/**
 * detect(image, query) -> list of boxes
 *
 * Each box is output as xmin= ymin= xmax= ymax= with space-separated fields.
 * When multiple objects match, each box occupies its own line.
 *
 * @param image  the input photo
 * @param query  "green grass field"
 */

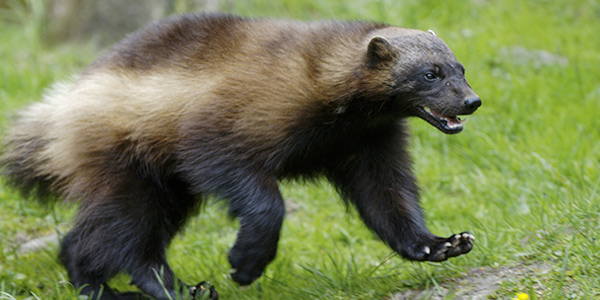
xmin=1 ymin=0 xmax=599 ymax=299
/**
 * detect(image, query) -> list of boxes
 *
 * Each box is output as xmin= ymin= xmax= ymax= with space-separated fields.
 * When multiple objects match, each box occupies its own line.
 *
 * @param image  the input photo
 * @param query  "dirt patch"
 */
xmin=390 ymin=263 xmax=550 ymax=300
xmin=17 ymin=233 xmax=59 ymax=253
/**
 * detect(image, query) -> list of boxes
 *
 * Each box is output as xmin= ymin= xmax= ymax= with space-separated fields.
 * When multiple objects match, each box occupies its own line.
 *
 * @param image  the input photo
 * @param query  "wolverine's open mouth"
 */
xmin=416 ymin=106 xmax=468 ymax=134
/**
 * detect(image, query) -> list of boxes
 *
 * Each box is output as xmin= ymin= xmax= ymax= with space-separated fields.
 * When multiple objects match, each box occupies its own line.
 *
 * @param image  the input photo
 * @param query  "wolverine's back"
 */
xmin=2 ymin=13 xmax=389 ymax=201
xmin=96 ymin=14 xmax=381 ymax=75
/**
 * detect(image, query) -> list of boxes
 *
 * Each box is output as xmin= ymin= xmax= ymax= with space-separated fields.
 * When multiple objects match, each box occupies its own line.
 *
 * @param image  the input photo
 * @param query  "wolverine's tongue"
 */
xmin=425 ymin=107 xmax=465 ymax=128
xmin=421 ymin=106 xmax=468 ymax=133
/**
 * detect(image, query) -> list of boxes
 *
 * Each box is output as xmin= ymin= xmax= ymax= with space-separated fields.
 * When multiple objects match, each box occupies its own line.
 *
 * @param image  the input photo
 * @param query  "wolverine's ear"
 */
xmin=366 ymin=36 xmax=396 ymax=68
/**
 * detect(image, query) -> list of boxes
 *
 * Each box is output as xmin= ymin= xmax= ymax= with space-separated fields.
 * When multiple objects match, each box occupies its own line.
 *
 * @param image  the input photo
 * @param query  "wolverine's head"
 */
xmin=365 ymin=28 xmax=481 ymax=134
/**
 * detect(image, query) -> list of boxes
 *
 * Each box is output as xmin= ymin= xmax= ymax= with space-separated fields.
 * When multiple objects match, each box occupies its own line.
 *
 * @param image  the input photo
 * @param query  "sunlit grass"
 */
xmin=1 ymin=0 xmax=599 ymax=299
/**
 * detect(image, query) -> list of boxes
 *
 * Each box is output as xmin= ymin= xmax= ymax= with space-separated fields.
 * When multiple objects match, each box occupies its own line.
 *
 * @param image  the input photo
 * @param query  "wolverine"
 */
xmin=1 ymin=13 xmax=480 ymax=299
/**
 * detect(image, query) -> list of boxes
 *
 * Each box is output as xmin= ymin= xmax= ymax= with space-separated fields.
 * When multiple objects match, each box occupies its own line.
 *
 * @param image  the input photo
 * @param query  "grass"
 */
xmin=1 ymin=0 xmax=599 ymax=299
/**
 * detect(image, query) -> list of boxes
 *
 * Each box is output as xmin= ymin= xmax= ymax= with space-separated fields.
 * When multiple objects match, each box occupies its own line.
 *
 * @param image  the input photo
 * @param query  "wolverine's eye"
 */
xmin=424 ymin=73 xmax=438 ymax=81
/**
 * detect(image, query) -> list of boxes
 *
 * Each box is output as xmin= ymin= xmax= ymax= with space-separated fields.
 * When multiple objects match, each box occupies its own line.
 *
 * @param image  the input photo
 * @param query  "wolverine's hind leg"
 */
xmin=60 ymin=175 xmax=198 ymax=300
xmin=59 ymin=219 xmax=126 ymax=300
xmin=60 ymin=228 xmax=148 ymax=300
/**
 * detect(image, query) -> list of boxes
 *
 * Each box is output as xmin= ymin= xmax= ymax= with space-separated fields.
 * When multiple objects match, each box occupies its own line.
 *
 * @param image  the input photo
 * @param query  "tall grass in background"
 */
xmin=1 ymin=0 xmax=599 ymax=299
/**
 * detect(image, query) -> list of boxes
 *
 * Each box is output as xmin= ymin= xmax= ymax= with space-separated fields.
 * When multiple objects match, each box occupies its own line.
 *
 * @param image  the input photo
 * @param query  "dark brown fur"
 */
xmin=1 ymin=13 xmax=480 ymax=299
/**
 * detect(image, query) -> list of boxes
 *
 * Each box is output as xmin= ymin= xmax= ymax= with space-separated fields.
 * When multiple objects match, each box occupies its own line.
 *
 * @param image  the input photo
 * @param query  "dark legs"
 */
xmin=223 ymin=174 xmax=285 ymax=285
xmin=59 ymin=177 xmax=197 ymax=300
xmin=327 ymin=129 xmax=473 ymax=262
xmin=59 ymin=166 xmax=284 ymax=298
xmin=59 ymin=229 xmax=120 ymax=300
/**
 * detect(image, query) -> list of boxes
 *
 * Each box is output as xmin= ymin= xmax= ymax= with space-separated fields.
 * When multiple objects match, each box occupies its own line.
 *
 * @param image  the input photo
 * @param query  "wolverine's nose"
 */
xmin=464 ymin=96 xmax=481 ymax=112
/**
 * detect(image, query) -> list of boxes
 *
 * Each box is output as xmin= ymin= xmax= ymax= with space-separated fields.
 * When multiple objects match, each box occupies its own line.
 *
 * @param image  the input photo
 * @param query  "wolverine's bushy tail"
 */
xmin=1 ymin=116 xmax=57 ymax=202
xmin=1 ymin=84 xmax=70 ymax=203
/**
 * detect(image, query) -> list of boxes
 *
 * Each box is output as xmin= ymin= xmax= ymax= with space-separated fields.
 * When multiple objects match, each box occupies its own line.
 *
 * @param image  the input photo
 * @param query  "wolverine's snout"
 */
xmin=463 ymin=96 xmax=481 ymax=113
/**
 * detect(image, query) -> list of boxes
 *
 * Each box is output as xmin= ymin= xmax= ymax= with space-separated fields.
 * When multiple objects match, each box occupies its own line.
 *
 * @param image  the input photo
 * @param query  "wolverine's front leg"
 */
xmin=222 ymin=173 xmax=285 ymax=285
xmin=327 ymin=130 xmax=473 ymax=261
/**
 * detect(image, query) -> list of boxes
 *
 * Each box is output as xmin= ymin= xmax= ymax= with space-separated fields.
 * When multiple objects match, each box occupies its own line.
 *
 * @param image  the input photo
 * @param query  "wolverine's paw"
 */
xmin=423 ymin=232 xmax=474 ymax=262
xmin=190 ymin=281 xmax=219 ymax=300
xmin=227 ymin=242 xmax=276 ymax=286
xmin=227 ymin=248 xmax=269 ymax=286
xmin=229 ymin=267 xmax=263 ymax=286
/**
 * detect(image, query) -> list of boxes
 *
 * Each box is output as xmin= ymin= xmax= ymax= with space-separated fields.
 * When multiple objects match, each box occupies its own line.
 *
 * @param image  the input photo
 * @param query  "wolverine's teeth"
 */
xmin=421 ymin=106 xmax=467 ymax=132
